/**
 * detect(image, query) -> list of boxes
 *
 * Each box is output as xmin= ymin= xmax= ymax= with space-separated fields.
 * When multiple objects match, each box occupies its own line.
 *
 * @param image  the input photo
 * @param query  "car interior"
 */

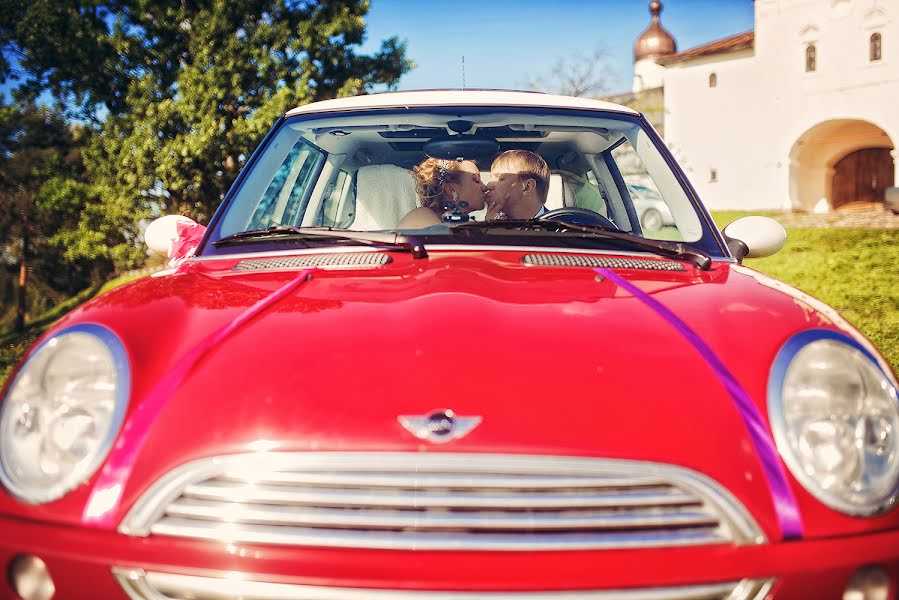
xmin=218 ymin=110 xmax=703 ymax=243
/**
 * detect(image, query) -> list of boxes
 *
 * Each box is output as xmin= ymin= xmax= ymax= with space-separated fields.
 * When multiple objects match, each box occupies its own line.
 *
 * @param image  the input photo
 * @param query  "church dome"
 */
xmin=634 ymin=1 xmax=677 ymax=61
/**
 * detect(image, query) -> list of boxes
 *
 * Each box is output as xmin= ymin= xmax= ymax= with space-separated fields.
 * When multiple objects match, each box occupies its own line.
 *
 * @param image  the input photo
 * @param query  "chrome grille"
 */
xmin=120 ymin=453 xmax=764 ymax=551
xmin=113 ymin=568 xmax=775 ymax=600
xmin=233 ymin=252 xmax=391 ymax=272
xmin=522 ymin=254 xmax=685 ymax=270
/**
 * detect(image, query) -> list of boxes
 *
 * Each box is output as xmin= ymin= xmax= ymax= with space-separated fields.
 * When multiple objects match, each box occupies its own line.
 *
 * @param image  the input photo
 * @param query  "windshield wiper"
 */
xmin=213 ymin=226 xmax=428 ymax=259
xmin=454 ymin=219 xmax=712 ymax=270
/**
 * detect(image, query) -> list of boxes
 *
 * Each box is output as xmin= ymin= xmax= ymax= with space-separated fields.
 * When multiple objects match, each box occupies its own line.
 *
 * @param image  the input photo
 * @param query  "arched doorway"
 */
xmin=789 ymin=120 xmax=894 ymax=211
xmin=832 ymin=148 xmax=894 ymax=208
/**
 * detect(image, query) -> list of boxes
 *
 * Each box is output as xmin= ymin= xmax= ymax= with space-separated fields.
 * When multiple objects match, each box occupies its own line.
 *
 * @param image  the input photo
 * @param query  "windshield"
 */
xmin=206 ymin=107 xmax=723 ymax=257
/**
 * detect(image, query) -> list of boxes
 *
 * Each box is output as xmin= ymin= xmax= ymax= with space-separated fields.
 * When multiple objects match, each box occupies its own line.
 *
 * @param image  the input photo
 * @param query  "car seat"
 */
xmin=551 ymin=170 xmax=607 ymax=216
xmin=352 ymin=164 xmax=419 ymax=230
xmin=546 ymin=172 xmax=578 ymax=211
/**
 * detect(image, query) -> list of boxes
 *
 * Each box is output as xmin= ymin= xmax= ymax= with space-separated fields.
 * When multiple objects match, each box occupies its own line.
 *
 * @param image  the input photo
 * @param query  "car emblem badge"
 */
xmin=398 ymin=409 xmax=481 ymax=444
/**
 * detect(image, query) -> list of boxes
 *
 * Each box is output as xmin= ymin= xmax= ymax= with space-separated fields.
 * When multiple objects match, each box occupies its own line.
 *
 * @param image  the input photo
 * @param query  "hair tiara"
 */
xmin=437 ymin=159 xmax=451 ymax=183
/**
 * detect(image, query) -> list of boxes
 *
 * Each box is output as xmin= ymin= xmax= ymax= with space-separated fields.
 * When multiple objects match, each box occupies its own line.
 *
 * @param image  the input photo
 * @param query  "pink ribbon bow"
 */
xmin=168 ymin=221 xmax=207 ymax=267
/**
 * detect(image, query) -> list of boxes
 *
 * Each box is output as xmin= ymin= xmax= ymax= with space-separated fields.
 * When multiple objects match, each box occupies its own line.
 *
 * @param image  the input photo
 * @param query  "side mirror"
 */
xmin=145 ymin=215 xmax=205 ymax=267
xmin=722 ymin=216 xmax=786 ymax=261
xmin=145 ymin=215 xmax=197 ymax=255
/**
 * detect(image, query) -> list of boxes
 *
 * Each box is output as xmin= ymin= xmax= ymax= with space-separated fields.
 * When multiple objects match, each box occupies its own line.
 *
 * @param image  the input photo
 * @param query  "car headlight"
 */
xmin=769 ymin=330 xmax=899 ymax=515
xmin=0 ymin=324 xmax=129 ymax=504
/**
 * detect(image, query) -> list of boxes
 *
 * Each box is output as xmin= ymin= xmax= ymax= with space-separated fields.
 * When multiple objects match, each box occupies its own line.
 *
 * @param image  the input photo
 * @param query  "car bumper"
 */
xmin=2 ymin=514 xmax=899 ymax=599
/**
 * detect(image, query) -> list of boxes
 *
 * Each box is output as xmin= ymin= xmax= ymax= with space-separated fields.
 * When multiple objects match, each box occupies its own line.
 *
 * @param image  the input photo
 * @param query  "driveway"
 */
xmin=775 ymin=203 xmax=899 ymax=229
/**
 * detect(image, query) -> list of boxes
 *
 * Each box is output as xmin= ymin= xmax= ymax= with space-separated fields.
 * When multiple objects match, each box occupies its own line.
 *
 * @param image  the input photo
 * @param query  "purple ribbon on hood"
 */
xmin=82 ymin=269 xmax=315 ymax=528
xmin=595 ymin=267 xmax=803 ymax=540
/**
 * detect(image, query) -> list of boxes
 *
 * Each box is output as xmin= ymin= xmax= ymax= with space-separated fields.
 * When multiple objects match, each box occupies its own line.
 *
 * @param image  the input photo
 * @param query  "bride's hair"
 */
xmin=412 ymin=158 xmax=463 ymax=211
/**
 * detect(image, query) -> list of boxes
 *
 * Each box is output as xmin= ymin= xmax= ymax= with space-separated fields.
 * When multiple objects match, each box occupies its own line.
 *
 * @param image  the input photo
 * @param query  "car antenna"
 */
xmin=462 ymin=55 xmax=466 ymax=90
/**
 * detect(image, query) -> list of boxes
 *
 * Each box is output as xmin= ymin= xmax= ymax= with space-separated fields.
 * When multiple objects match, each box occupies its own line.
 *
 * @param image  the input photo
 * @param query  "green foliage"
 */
xmin=710 ymin=210 xmax=780 ymax=229
xmin=0 ymin=1 xmax=125 ymax=115
xmin=0 ymin=100 xmax=113 ymax=331
xmin=0 ymin=272 xmax=143 ymax=385
xmin=0 ymin=332 xmax=39 ymax=389
xmin=2 ymin=0 xmax=412 ymax=266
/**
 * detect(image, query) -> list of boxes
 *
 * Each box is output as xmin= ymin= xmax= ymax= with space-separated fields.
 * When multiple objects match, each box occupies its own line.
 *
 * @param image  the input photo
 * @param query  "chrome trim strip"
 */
xmin=121 ymin=453 xmax=765 ymax=551
xmin=162 ymin=498 xmax=719 ymax=530
xmin=210 ymin=470 xmax=671 ymax=488
xmin=149 ymin=518 xmax=727 ymax=550
xmin=179 ymin=482 xmax=697 ymax=509
xmin=113 ymin=568 xmax=775 ymax=600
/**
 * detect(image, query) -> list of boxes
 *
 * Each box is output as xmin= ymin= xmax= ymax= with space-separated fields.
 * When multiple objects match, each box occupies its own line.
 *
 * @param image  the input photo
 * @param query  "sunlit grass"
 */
xmin=746 ymin=229 xmax=898 ymax=373
xmin=714 ymin=211 xmax=898 ymax=374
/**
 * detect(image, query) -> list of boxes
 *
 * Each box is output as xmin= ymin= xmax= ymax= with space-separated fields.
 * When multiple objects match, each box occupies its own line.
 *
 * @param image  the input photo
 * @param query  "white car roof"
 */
xmin=285 ymin=89 xmax=639 ymax=117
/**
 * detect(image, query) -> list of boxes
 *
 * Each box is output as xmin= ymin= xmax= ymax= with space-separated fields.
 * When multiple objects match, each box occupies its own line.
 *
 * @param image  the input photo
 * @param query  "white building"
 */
xmin=631 ymin=0 xmax=897 ymax=212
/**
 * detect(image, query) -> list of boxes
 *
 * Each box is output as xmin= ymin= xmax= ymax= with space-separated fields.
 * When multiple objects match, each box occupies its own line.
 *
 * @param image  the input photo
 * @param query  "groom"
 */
xmin=485 ymin=150 xmax=550 ymax=220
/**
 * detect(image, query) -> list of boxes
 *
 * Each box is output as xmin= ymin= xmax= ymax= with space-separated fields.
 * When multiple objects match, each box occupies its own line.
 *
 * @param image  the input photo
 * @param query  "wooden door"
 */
xmin=832 ymin=148 xmax=894 ymax=208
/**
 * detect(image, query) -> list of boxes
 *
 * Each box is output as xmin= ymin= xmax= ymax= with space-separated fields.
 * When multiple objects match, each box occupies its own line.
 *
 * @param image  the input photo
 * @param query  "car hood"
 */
xmin=2 ymin=248 xmax=893 ymax=538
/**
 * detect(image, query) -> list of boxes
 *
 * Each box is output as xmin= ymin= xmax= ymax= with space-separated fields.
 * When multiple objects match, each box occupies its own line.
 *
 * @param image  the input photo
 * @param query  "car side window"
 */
xmin=610 ymin=141 xmax=683 ymax=241
xmin=318 ymin=169 xmax=355 ymax=228
xmin=582 ymin=172 xmax=610 ymax=217
xmin=247 ymin=138 xmax=326 ymax=230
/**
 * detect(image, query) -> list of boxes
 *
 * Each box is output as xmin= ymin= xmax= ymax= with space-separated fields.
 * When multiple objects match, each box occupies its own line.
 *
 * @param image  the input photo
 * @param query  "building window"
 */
xmin=710 ymin=168 xmax=718 ymax=182
xmin=806 ymin=44 xmax=817 ymax=72
xmin=870 ymin=33 xmax=882 ymax=62
xmin=709 ymin=73 xmax=717 ymax=87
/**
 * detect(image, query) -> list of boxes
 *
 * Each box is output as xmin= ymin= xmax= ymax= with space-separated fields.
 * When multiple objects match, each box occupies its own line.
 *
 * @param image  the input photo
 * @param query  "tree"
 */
xmin=2 ymin=0 xmax=412 ymax=267
xmin=525 ymin=48 xmax=614 ymax=98
xmin=0 ymin=100 xmax=105 ymax=330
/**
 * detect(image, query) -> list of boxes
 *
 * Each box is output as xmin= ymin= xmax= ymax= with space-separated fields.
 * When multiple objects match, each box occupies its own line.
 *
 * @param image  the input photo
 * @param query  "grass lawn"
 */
xmin=714 ymin=211 xmax=899 ymax=373
xmin=1 ymin=217 xmax=898 ymax=388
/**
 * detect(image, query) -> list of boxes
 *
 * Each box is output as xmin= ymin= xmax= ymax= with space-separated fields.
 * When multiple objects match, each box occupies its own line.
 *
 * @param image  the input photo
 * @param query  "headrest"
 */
xmin=546 ymin=173 xmax=577 ymax=210
xmin=353 ymin=164 xmax=418 ymax=230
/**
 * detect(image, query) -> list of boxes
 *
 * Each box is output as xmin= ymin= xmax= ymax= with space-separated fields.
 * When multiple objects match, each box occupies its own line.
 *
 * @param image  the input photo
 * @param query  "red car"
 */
xmin=2 ymin=91 xmax=898 ymax=600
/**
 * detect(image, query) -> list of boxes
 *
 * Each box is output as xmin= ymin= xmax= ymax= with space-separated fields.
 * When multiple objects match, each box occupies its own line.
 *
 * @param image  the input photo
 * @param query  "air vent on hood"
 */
xmin=522 ymin=254 xmax=685 ymax=271
xmin=233 ymin=252 xmax=391 ymax=272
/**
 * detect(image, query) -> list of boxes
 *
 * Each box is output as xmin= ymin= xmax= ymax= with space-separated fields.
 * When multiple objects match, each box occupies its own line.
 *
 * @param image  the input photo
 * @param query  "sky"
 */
xmin=360 ymin=0 xmax=756 ymax=95
xmin=0 ymin=1 xmax=756 ymax=103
